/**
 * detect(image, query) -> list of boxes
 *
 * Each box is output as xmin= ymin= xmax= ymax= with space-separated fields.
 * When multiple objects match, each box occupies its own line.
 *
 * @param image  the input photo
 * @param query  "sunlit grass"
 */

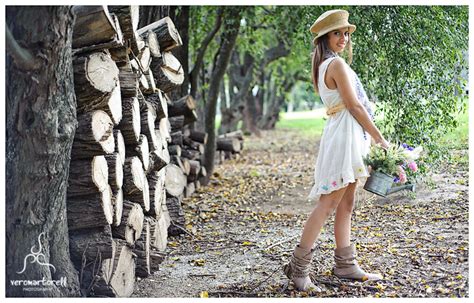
xmin=275 ymin=108 xmax=327 ymax=138
xmin=439 ymin=108 xmax=469 ymax=149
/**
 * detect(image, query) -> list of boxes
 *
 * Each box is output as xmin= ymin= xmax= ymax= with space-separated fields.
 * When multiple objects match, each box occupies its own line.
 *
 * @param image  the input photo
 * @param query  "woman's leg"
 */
xmin=299 ymin=186 xmax=348 ymax=250
xmin=285 ymin=186 xmax=349 ymax=292
xmin=334 ymin=181 xmax=358 ymax=249
xmin=332 ymin=180 xmax=383 ymax=281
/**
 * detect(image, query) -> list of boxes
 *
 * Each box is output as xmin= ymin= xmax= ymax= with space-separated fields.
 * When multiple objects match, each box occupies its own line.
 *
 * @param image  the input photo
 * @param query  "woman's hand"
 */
xmin=376 ymin=138 xmax=390 ymax=150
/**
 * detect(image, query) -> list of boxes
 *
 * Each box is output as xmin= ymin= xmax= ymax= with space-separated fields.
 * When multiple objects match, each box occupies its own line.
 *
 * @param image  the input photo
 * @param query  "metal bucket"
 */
xmin=363 ymin=171 xmax=394 ymax=197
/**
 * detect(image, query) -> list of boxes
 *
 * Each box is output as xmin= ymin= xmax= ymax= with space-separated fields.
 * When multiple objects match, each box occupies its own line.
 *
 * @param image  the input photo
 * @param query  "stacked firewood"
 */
xmin=67 ymin=5 xmax=178 ymax=297
xmin=66 ymin=5 xmax=244 ymax=297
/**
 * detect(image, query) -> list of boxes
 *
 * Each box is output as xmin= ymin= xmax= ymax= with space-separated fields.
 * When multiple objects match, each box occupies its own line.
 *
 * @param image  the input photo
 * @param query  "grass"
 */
xmin=275 ymin=108 xmax=327 ymax=138
xmin=440 ymin=109 xmax=469 ymax=147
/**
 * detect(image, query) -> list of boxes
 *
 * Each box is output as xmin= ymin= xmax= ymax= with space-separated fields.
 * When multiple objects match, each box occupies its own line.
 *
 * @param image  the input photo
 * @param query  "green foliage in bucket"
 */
xmin=364 ymin=144 xmax=423 ymax=184
xmin=363 ymin=145 xmax=405 ymax=177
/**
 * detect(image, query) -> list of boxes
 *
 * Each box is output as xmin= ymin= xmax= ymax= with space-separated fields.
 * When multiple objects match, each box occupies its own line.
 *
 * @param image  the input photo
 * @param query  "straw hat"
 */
xmin=310 ymin=9 xmax=356 ymax=41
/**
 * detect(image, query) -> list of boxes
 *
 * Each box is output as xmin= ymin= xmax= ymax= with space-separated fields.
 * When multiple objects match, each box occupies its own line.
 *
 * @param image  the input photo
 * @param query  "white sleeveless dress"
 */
xmin=307 ymin=57 xmax=373 ymax=200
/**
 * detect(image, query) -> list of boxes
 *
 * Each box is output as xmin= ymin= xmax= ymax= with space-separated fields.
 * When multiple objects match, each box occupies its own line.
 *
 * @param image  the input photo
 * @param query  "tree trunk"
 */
xmin=117 ymin=64 xmax=138 ymax=98
xmin=113 ymin=129 xmax=126 ymax=165
xmin=150 ymin=51 xmax=185 ymax=93
xmin=69 ymin=225 xmax=114 ymax=266
xmin=189 ymin=7 xmax=223 ymax=99
xmin=104 ymin=153 xmax=124 ymax=192
xmin=168 ymin=95 xmax=196 ymax=117
xmin=6 ymin=6 xmax=80 ymax=296
xmin=202 ymin=7 xmax=243 ymax=186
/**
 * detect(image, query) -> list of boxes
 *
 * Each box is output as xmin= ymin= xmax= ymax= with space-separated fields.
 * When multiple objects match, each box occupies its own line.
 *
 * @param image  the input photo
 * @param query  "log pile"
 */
xmin=66 ymin=5 xmax=244 ymax=297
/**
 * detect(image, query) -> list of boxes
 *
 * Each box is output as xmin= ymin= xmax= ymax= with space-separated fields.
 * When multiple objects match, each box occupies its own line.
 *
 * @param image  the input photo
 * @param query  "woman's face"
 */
xmin=327 ymin=27 xmax=350 ymax=53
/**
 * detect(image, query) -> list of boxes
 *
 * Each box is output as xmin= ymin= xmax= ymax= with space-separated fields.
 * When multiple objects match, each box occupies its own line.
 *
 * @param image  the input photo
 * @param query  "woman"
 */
xmin=283 ymin=9 xmax=390 ymax=292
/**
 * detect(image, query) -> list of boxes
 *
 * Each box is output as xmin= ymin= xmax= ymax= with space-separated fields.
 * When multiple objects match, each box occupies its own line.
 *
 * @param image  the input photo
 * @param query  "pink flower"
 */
xmin=408 ymin=161 xmax=418 ymax=172
xmin=399 ymin=172 xmax=407 ymax=184
xmin=398 ymin=166 xmax=407 ymax=184
xmin=332 ymin=181 xmax=337 ymax=187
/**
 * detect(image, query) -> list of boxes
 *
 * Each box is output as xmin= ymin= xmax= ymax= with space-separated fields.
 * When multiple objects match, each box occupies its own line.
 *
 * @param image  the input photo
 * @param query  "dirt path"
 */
xmin=133 ymin=129 xmax=468 ymax=298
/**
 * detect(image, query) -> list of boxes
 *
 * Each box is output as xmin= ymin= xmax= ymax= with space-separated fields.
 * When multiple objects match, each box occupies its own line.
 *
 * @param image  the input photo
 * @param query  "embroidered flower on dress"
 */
xmin=357 ymin=167 xmax=364 ymax=173
xmin=322 ymin=185 xmax=329 ymax=191
xmin=332 ymin=181 xmax=337 ymax=187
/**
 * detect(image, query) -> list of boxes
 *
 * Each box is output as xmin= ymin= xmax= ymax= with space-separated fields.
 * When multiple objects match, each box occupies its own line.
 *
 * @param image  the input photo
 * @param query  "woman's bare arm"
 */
xmin=328 ymin=58 xmax=389 ymax=148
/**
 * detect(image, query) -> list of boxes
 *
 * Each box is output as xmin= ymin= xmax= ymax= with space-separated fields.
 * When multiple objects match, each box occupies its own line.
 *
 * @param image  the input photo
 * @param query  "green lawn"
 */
xmin=440 ymin=109 xmax=469 ymax=146
xmin=275 ymin=108 xmax=327 ymax=138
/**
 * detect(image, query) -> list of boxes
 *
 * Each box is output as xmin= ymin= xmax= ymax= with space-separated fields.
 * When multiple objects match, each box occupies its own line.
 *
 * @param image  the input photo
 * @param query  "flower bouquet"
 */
xmin=363 ymin=143 xmax=422 ymax=197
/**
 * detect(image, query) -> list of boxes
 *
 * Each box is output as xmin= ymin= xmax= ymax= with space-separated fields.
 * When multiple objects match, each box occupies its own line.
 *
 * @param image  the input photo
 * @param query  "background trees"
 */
xmin=184 ymin=5 xmax=468 ymax=172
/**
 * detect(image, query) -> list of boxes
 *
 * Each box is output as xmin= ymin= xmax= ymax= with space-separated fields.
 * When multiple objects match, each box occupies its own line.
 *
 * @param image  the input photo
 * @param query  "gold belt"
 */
xmin=326 ymin=103 xmax=346 ymax=116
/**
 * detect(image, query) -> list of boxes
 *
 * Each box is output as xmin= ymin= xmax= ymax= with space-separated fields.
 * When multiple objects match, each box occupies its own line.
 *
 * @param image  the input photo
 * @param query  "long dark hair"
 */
xmin=311 ymin=33 xmax=353 ymax=93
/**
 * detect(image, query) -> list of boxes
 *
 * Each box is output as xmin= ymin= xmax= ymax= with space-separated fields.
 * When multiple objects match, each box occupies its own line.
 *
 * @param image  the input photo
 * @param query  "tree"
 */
xmin=6 ymin=6 xmax=80 ymax=296
xmin=346 ymin=6 xmax=468 ymax=168
xmin=201 ymin=7 xmax=244 ymax=185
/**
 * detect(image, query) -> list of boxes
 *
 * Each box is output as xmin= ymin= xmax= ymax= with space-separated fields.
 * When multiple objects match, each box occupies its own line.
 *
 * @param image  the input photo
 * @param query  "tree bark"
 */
xmin=104 ymin=153 xmax=123 ymax=192
xmin=134 ymin=217 xmax=151 ymax=278
xmin=67 ymin=155 xmax=109 ymax=197
xmin=202 ymin=7 xmax=243 ymax=186
xmin=72 ymin=6 xmax=121 ymax=50
xmin=216 ymin=137 xmax=241 ymax=153
xmin=138 ymin=6 xmax=171 ymax=29
xmin=6 ymin=6 xmax=80 ymax=296
xmin=189 ymin=130 xmax=208 ymax=144
xmin=113 ymin=129 xmax=126 ymax=165
xmin=69 ymin=225 xmax=114 ymax=266
xmin=117 ymin=97 xmax=141 ymax=146
xmin=146 ymin=90 xmax=168 ymax=120
xmin=108 ymin=6 xmax=140 ymax=55
xmin=67 ymin=185 xmax=114 ymax=231
xmin=166 ymin=194 xmax=185 ymax=236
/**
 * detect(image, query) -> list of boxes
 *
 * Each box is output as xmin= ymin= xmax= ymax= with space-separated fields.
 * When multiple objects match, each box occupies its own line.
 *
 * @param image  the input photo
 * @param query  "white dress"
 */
xmin=308 ymin=56 xmax=373 ymax=200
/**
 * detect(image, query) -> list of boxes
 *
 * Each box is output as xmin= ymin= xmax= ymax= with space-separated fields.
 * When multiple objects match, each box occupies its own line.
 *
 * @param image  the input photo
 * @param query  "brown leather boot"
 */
xmin=283 ymin=245 xmax=322 ymax=293
xmin=333 ymin=244 xmax=382 ymax=281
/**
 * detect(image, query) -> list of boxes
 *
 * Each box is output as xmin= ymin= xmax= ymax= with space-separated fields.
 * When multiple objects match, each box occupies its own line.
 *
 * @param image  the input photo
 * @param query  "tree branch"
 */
xmin=6 ymin=24 xmax=41 ymax=71
xmin=189 ymin=8 xmax=224 ymax=97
